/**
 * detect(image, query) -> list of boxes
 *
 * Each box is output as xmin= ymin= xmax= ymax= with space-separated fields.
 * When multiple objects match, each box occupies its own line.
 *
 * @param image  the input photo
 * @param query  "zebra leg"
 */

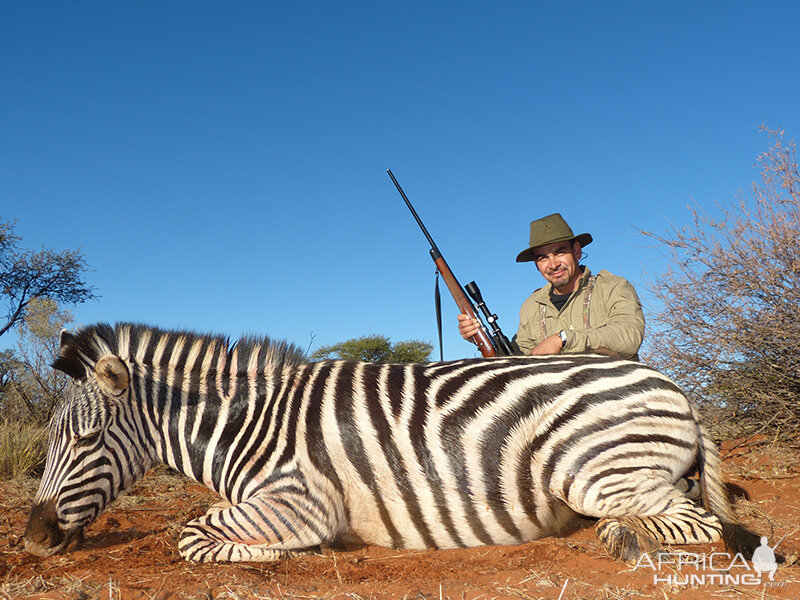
xmin=566 ymin=475 xmax=723 ymax=561
xmin=178 ymin=487 xmax=341 ymax=563
xmin=594 ymin=498 xmax=723 ymax=561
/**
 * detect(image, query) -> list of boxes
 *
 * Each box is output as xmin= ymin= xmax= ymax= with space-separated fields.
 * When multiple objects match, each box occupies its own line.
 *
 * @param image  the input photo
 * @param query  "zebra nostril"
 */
xmin=26 ymin=527 xmax=51 ymax=545
xmin=25 ymin=500 xmax=63 ymax=549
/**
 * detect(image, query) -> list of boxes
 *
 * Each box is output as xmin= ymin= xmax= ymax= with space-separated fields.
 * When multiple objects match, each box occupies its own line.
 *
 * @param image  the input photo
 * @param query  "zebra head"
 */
xmin=25 ymin=328 xmax=148 ymax=557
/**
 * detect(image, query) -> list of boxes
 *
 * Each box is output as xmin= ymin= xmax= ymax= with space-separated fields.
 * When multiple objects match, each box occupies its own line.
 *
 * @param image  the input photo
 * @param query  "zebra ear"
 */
xmin=52 ymin=329 xmax=88 ymax=380
xmin=60 ymin=329 xmax=76 ymax=348
xmin=94 ymin=356 xmax=130 ymax=397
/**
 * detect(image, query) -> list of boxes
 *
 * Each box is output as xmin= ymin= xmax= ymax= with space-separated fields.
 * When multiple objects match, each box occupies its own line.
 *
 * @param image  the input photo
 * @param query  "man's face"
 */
xmin=533 ymin=240 xmax=582 ymax=292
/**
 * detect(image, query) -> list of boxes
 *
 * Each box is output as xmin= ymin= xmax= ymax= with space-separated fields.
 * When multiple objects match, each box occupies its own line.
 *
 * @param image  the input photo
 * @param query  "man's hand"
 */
xmin=457 ymin=313 xmax=481 ymax=342
xmin=530 ymin=334 xmax=563 ymax=355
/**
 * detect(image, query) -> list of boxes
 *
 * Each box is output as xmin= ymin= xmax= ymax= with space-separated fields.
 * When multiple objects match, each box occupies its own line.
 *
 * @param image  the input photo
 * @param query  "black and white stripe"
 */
xmin=26 ymin=323 xmax=755 ymax=563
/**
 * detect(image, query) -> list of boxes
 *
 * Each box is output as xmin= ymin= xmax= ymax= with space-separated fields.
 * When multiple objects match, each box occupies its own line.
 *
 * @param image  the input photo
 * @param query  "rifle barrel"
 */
xmin=387 ymin=169 xmax=442 ymax=258
xmin=388 ymin=169 xmax=496 ymax=358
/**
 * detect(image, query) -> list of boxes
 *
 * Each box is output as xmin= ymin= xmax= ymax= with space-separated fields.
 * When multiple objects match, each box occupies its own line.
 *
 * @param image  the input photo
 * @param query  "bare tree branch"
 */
xmin=641 ymin=127 xmax=800 ymax=444
xmin=0 ymin=219 xmax=95 ymax=337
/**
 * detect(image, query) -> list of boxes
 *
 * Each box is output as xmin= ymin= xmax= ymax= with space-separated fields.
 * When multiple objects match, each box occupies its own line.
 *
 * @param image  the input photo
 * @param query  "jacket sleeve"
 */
xmin=516 ymin=296 xmax=539 ymax=355
xmin=564 ymin=272 xmax=645 ymax=359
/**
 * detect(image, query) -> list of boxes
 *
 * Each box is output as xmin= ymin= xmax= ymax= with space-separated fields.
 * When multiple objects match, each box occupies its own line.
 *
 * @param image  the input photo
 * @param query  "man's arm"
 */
xmin=561 ymin=273 xmax=645 ymax=359
xmin=529 ymin=334 xmax=564 ymax=355
xmin=514 ymin=295 xmax=540 ymax=355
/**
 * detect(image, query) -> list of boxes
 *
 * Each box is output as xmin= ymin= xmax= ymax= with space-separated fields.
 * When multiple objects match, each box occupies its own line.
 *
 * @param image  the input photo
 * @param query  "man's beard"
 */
xmin=547 ymin=268 xmax=571 ymax=288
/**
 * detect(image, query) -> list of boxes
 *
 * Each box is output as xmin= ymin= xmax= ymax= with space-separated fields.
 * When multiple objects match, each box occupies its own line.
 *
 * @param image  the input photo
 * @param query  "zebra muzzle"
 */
xmin=24 ymin=500 xmax=85 ymax=557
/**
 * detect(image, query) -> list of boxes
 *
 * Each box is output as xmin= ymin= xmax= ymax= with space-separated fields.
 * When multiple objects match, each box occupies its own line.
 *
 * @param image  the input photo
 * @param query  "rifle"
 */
xmin=464 ymin=281 xmax=518 ymax=356
xmin=387 ymin=169 xmax=518 ymax=358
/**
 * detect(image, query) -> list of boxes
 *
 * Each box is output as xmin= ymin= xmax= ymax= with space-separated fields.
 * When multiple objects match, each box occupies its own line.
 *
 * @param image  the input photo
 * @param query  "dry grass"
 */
xmin=0 ymin=421 xmax=46 ymax=481
xmin=724 ymin=442 xmax=800 ymax=480
xmin=0 ymin=574 xmax=102 ymax=599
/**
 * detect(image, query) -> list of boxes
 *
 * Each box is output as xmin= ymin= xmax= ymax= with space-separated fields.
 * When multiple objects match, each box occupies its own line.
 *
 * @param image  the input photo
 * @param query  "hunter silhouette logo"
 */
xmin=752 ymin=535 xmax=782 ymax=582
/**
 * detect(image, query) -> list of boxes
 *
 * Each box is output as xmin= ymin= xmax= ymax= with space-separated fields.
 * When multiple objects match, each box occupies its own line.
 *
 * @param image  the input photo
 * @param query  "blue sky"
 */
xmin=3 ymin=2 xmax=800 ymax=360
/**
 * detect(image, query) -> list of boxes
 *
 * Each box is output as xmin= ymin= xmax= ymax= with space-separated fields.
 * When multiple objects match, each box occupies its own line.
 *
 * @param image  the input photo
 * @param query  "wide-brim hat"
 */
xmin=515 ymin=213 xmax=593 ymax=263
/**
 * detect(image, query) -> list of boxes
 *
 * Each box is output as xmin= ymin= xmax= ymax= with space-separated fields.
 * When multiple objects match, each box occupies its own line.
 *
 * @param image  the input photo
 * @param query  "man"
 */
xmin=458 ymin=213 xmax=644 ymax=359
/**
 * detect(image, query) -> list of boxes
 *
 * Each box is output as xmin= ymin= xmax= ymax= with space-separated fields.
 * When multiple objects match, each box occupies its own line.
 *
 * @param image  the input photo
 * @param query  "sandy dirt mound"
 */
xmin=1 ymin=443 xmax=798 ymax=599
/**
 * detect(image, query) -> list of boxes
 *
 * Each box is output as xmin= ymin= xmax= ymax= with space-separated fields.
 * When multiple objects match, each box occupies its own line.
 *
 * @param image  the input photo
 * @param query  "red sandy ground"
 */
xmin=1 ymin=442 xmax=798 ymax=600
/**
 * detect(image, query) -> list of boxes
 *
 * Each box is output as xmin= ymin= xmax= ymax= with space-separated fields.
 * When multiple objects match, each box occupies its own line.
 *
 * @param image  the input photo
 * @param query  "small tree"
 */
xmin=0 ymin=298 xmax=74 ymax=423
xmin=311 ymin=335 xmax=433 ymax=363
xmin=641 ymin=127 xmax=800 ymax=441
xmin=17 ymin=297 xmax=74 ymax=420
xmin=0 ymin=350 xmax=32 ymax=422
xmin=0 ymin=218 xmax=95 ymax=338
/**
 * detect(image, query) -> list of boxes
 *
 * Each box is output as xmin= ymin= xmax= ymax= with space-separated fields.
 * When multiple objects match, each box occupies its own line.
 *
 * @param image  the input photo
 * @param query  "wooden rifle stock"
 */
xmin=431 ymin=251 xmax=496 ymax=357
xmin=387 ymin=169 xmax=496 ymax=358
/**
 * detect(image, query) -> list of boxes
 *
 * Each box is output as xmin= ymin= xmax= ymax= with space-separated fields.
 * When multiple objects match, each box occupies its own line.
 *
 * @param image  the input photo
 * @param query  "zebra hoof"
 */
xmin=595 ymin=517 xmax=661 ymax=562
xmin=676 ymin=477 xmax=701 ymax=501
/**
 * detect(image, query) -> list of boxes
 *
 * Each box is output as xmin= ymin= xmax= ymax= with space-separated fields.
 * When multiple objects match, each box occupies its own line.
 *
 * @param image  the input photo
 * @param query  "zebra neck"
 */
xmin=132 ymin=359 xmax=292 ymax=499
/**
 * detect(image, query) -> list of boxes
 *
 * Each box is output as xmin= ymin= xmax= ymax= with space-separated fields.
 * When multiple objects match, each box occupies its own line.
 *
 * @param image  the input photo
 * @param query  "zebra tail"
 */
xmin=693 ymin=411 xmax=762 ymax=556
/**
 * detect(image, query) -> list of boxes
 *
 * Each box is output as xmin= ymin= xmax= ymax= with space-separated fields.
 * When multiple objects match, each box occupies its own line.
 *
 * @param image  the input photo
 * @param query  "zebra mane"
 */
xmin=53 ymin=322 xmax=308 ymax=380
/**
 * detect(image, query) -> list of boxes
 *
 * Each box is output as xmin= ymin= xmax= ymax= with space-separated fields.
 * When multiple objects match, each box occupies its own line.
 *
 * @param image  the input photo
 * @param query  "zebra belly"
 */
xmin=337 ymin=474 xmax=579 ymax=550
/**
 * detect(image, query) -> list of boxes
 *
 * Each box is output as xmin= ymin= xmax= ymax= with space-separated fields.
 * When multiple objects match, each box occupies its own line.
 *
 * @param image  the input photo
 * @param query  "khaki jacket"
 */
xmin=516 ymin=267 xmax=645 ymax=359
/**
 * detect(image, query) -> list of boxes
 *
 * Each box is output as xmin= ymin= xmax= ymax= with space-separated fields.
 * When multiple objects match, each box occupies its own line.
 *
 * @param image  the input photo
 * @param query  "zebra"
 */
xmin=25 ymin=322 xmax=759 ymax=563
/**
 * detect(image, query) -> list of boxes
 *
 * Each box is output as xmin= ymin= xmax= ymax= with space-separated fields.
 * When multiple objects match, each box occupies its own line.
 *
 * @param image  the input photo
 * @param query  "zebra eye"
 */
xmin=73 ymin=430 xmax=102 ymax=448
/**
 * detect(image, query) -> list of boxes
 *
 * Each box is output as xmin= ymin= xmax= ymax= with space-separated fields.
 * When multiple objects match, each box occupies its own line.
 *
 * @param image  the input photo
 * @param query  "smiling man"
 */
xmin=458 ymin=213 xmax=645 ymax=359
